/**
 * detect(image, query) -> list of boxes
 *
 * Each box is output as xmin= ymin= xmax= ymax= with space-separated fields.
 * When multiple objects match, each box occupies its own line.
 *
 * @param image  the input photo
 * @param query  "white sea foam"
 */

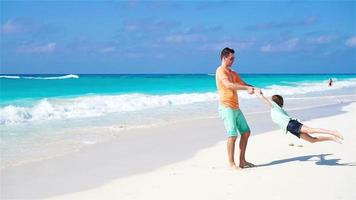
xmin=261 ymin=78 xmax=356 ymax=96
xmin=23 ymin=74 xmax=79 ymax=79
xmin=0 ymin=75 xmax=20 ymax=79
xmin=1 ymin=78 xmax=355 ymax=125
xmin=0 ymin=93 xmax=218 ymax=125
xmin=0 ymin=74 xmax=79 ymax=80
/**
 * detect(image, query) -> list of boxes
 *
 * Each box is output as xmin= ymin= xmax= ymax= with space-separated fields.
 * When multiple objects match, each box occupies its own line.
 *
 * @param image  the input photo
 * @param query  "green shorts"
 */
xmin=219 ymin=105 xmax=250 ymax=137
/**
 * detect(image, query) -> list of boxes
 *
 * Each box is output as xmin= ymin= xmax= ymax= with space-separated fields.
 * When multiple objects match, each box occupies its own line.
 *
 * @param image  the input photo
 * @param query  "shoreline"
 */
xmin=1 ymin=89 xmax=356 ymax=168
xmin=1 ymin=96 xmax=355 ymax=199
xmin=1 ymin=91 xmax=355 ymax=169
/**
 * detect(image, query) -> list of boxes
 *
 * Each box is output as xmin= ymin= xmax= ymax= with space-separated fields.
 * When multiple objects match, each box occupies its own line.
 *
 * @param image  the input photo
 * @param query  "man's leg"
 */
xmin=236 ymin=110 xmax=254 ymax=168
xmin=227 ymin=136 xmax=238 ymax=169
xmin=239 ymin=131 xmax=253 ymax=167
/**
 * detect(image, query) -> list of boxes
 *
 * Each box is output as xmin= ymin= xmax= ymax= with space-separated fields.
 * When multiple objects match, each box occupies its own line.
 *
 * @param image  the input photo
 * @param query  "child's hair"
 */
xmin=272 ymin=95 xmax=284 ymax=107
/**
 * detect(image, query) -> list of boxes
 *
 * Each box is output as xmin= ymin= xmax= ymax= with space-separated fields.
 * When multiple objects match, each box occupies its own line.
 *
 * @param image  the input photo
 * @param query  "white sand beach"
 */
xmin=1 ymin=98 xmax=356 ymax=200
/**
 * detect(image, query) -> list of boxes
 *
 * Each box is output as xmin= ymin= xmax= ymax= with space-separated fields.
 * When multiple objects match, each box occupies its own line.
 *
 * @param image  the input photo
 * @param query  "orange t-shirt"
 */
xmin=215 ymin=66 xmax=245 ymax=109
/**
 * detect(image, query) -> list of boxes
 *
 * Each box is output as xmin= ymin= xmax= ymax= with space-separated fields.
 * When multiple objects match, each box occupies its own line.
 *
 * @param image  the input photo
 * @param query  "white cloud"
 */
xmin=0 ymin=20 xmax=24 ymax=34
xmin=236 ymin=41 xmax=255 ymax=50
xmin=126 ymin=52 xmax=144 ymax=58
xmin=198 ymin=38 xmax=256 ymax=52
xmin=165 ymin=34 xmax=207 ymax=44
xmin=246 ymin=16 xmax=318 ymax=31
xmin=0 ymin=19 xmax=50 ymax=35
xmin=123 ymin=19 xmax=179 ymax=33
xmin=124 ymin=24 xmax=138 ymax=32
xmin=181 ymin=25 xmax=222 ymax=34
xmin=307 ymin=35 xmax=335 ymax=44
xmin=305 ymin=16 xmax=318 ymax=24
xmin=260 ymin=38 xmax=299 ymax=53
xmin=99 ymin=47 xmax=116 ymax=54
xmin=345 ymin=36 xmax=356 ymax=47
xmin=17 ymin=42 xmax=57 ymax=53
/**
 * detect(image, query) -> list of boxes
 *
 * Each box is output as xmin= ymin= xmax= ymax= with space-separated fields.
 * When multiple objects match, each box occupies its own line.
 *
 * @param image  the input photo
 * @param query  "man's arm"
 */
xmin=241 ymin=79 xmax=254 ymax=87
xmin=238 ymin=77 xmax=255 ymax=94
xmin=255 ymin=89 xmax=272 ymax=108
xmin=221 ymin=78 xmax=253 ymax=91
xmin=218 ymin=70 xmax=253 ymax=91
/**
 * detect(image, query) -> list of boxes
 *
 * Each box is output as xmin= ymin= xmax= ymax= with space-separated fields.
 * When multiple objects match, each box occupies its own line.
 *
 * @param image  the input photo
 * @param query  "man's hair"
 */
xmin=220 ymin=47 xmax=235 ymax=60
xmin=272 ymin=95 xmax=284 ymax=107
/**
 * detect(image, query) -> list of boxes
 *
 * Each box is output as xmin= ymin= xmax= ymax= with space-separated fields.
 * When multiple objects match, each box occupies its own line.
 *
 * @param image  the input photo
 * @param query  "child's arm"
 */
xmin=255 ymin=89 xmax=272 ymax=108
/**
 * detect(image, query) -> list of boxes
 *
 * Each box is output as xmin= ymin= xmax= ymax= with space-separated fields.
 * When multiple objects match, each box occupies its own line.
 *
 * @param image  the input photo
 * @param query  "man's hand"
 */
xmin=254 ymin=88 xmax=263 ymax=97
xmin=254 ymin=88 xmax=272 ymax=108
xmin=247 ymin=87 xmax=254 ymax=95
xmin=255 ymin=88 xmax=263 ymax=96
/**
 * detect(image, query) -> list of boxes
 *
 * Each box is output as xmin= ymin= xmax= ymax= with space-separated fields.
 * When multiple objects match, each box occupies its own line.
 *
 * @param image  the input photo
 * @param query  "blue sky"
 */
xmin=0 ymin=0 xmax=355 ymax=74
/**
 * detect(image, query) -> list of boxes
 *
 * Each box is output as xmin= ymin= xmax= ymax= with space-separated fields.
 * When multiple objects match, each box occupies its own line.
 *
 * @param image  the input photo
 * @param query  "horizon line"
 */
xmin=1 ymin=73 xmax=356 ymax=75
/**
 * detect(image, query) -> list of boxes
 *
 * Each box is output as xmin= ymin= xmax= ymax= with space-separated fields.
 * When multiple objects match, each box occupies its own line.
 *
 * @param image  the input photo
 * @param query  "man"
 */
xmin=216 ymin=47 xmax=256 ymax=170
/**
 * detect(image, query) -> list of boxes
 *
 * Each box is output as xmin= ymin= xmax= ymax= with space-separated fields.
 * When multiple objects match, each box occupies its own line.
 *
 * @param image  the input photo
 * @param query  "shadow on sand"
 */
xmin=256 ymin=153 xmax=356 ymax=167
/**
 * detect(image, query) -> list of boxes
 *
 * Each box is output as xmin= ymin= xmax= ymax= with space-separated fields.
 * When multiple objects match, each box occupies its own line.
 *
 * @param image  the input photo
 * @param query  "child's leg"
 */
xmin=300 ymin=132 xmax=341 ymax=144
xmin=300 ymin=125 xmax=343 ymax=139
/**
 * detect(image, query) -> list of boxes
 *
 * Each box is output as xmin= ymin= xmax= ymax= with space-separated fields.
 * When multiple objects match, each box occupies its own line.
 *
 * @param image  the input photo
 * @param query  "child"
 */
xmin=255 ymin=89 xmax=343 ymax=144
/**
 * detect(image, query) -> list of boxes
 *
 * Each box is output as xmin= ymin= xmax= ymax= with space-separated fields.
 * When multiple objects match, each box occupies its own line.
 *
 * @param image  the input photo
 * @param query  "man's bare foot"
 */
xmin=332 ymin=131 xmax=344 ymax=140
xmin=228 ymin=163 xmax=240 ymax=170
xmin=239 ymin=161 xmax=255 ymax=169
xmin=229 ymin=164 xmax=240 ymax=170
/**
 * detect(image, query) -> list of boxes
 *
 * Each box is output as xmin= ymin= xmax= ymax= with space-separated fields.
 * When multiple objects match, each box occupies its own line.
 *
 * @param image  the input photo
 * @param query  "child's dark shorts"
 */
xmin=287 ymin=119 xmax=303 ymax=138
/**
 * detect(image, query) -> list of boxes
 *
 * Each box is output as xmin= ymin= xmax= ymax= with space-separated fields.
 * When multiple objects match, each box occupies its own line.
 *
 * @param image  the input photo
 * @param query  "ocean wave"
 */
xmin=0 ymin=92 xmax=218 ymax=125
xmin=0 ymin=75 xmax=20 ymax=79
xmin=23 ymin=74 xmax=79 ymax=79
xmin=0 ymin=74 xmax=79 ymax=80
xmin=1 ymin=78 xmax=355 ymax=126
xmin=262 ymin=78 xmax=356 ymax=96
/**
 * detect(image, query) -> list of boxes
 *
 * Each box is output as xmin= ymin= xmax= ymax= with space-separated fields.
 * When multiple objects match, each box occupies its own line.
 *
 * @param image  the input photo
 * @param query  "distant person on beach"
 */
xmin=255 ymin=89 xmax=344 ymax=144
xmin=215 ymin=47 xmax=257 ymax=170
xmin=328 ymin=78 xmax=333 ymax=87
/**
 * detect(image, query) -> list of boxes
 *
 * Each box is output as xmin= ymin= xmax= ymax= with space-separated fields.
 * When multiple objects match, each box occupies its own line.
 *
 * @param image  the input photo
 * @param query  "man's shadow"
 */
xmin=256 ymin=153 xmax=356 ymax=167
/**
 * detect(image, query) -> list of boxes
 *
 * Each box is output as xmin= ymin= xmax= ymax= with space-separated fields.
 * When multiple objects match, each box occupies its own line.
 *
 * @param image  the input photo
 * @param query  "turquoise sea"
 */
xmin=1 ymin=74 xmax=356 ymax=102
xmin=1 ymin=74 xmax=356 ymax=126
